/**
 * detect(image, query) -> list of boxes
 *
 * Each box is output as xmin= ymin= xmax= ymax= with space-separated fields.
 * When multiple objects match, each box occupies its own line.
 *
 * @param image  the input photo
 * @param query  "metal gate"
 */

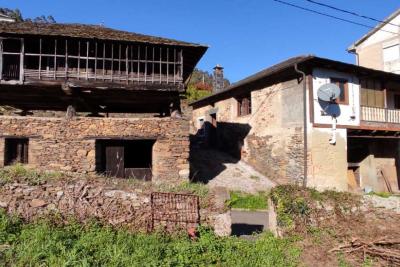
xmin=150 ymin=192 xmax=200 ymax=232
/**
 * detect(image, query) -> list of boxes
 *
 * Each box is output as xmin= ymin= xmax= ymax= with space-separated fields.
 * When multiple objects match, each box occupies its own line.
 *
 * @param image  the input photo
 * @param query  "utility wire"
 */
xmin=270 ymin=0 xmax=398 ymax=35
xmin=303 ymin=0 xmax=400 ymax=28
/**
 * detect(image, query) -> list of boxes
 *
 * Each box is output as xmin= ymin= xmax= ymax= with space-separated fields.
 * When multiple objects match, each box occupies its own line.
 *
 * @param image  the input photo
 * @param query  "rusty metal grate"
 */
xmin=150 ymin=192 xmax=200 ymax=232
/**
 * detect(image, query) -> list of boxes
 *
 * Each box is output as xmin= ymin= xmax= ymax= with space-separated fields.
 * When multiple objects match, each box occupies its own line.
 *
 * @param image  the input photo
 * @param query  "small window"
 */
xmin=4 ymin=138 xmax=29 ymax=166
xmin=383 ymin=44 xmax=400 ymax=62
xmin=330 ymin=78 xmax=349 ymax=105
xmin=237 ymin=93 xmax=252 ymax=116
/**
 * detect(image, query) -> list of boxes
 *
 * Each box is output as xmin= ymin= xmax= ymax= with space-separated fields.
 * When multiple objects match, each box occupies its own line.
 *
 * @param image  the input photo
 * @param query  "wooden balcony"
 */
xmin=361 ymin=106 xmax=400 ymax=124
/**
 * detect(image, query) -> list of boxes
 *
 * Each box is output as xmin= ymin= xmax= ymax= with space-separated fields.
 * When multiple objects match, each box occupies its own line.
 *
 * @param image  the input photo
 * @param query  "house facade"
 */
xmin=191 ymin=55 xmax=400 ymax=192
xmin=348 ymin=9 xmax=400 ymax=74
xmin=0 ymin=21 xmax=207 ymax=182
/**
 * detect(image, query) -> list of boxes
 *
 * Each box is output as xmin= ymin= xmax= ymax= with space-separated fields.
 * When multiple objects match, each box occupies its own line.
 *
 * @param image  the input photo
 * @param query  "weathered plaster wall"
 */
xmin=0 ymin=116 xmax=189 ymax=182
xmin=307 ymin=128 xmax=348 ymax=191
xmin=192 ymin=79 xmax=305 ymax=185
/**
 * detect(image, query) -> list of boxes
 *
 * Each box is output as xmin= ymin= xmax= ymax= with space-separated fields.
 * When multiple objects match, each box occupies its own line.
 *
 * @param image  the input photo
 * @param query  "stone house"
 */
xmin=348 ymin=8 xmax=400 ymax=74
xmin=0 ymin=21 xmax=207 ymax=182
xmin=190 ymin=55 xmax=400 ymax=192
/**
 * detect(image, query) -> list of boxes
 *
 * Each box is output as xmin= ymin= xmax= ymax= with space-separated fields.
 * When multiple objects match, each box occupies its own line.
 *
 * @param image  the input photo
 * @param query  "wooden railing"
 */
xmin=361 ymin=106 xmax=400 ymax=124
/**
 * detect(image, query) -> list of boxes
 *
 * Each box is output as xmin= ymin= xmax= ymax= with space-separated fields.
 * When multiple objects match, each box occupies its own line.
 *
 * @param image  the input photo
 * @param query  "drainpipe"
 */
xmin=294 ymin=63 xmax=308 ymax=188
xmin=348 ymin=49 xmax=359 ymax=66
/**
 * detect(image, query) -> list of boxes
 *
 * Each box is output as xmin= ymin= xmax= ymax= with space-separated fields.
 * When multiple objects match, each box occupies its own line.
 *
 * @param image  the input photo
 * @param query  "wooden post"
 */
xmin=166 ymin=47 xmax=169 ymax=84
xmin=173 ymin=48 xmax=176 ymax=84
xmin=180 ymin=49 xmax=183 ymax=82
xmin=38 ymin=38 xmax=42 ymax=80
xmin=118 ymin=44 xmax=121 ymax=81
xmin=137 ymin=45 xmax=140 ymax=82
xmin=111 ymin=43 xmax=114 ymax=82
xmin=159 ymin=47 xmax=162 ymax=83
xmin=144 ymin=46 xmax=147 ymax=83
xmin=0 ymin=39 xmax=3 ymax=81
xmin=53 ymin=39 xmax=57 ymax=79
xmin=125 ymin=45 xmax=129 ymax=83
xmin=102 ymin=43 xmax=105 ymax=81
xmin=65 ymin=39 xmax=68 ymax=78
xmin=20 ymin=38 xmax=25 ymax=83
xmin=94 ymin=41 xmax=97 ymax=80
xmin=152 ymin=46 xmax=155 ymax=83
xmin=86 ymin=41 xmax=89 ymax=80
xmin=77 ymin=41 xmax=80 ymax=79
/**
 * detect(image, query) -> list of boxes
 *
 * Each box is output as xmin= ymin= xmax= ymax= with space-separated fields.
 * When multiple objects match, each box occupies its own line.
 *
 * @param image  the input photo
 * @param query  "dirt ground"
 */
xmin=287 ymin=194 xmax=400 ymax=267
xmin=190 ymin=148 xmax=275 ymax=193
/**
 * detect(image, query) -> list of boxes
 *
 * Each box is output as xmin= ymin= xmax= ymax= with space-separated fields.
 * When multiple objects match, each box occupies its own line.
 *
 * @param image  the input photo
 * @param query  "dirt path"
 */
xmin=190 ymin=148 xmax=275 ymax=193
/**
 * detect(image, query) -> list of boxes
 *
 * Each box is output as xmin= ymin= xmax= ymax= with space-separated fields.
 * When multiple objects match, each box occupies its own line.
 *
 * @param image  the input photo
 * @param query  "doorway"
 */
xmin=2 ymin=39 xmax=22 ymax=81
xmin=209 ymin=113 xmax=218 ymax=147
xmin=96 ymin=139 xmax=155 ymax=180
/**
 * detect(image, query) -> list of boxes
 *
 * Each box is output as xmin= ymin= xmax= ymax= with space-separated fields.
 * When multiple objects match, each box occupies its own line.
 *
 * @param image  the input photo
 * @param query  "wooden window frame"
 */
xmin=236 ymin=93 xmax=252 ymax=117
xmin=330 ymin=77 xmax=349 ymax=105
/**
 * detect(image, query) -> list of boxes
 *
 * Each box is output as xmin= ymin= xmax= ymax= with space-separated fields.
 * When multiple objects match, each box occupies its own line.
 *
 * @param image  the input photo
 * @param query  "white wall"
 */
xmin=312 ymin=68 xmax=360 ymax=127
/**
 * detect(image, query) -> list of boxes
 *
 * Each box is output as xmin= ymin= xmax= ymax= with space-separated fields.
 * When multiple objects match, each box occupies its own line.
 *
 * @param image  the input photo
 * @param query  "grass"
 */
xmin=0 ymin=164 xmax=62 ymax=186
xmin=0 ymin=210 xmax=301 ymax=267
xmin=226 ymin=191 xmax=268 ymax=210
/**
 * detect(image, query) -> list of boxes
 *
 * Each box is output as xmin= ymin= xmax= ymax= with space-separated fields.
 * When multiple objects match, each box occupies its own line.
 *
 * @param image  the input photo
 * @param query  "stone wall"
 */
xmin=0 ymin=178 xmax=219 ymax=232
xmin=0 ymin=116 xmax=189 ymax=182
xmin=191 ymin=79 xmax=305 ymax=185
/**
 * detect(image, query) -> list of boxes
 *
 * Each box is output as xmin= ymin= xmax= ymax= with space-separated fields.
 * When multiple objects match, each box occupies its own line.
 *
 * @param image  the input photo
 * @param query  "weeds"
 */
xmin=0 ymin=164 xmax=62 ymax=185
xmin=226 ymin=191 xmax=268 ymax=210
xmin=0 ymin=210 xmax=300 ymax=266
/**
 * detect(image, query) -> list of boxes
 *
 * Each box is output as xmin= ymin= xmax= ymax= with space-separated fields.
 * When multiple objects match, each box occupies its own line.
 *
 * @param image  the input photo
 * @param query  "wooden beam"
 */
xmin=53 ymin=39 xmax=57 ymax=79
xmin=77 ymin=40 xmax=80 ymax=79
xmin=65 ymin=39 xmax=68 ymax=78
xmin=0 ymin=38 xmax=3 ymax=80
xmin=20 ymin=38 xmax=25 ymax=83
xmin=86 ymin=41 xmax=89 ymax=80
xmin=38 ymin=38 xmax=42 ymax=80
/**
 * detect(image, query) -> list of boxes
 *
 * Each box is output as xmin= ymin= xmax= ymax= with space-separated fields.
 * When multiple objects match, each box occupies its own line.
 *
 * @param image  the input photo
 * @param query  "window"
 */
xmin=330 ymin=78 xmax=349 ymax=105
xmin=237 ymin=93 xmax=252 ymax=116
xmin=4 ymin=138 xmax=29 ymax=166
xmin=360 ymin=79 xmax=384 ymax=108
xmin=383 ymin=44 xmax=400 ymax=62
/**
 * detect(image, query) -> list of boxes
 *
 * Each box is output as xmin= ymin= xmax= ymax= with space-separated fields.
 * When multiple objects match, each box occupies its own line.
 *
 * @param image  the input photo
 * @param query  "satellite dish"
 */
xmin=317 ymin=83 xmax=341 ymax=102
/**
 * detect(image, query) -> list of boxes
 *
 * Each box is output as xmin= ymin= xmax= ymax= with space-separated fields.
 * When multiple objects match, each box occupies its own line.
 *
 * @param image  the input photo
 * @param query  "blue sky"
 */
xmin=2 ymin=0 xmax=399 ymax=82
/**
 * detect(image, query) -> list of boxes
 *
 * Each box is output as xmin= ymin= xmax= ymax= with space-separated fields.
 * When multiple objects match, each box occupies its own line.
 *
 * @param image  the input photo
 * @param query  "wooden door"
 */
xmin=209 ymin=113 xmax=218 ymax=148
xmin=105 ymin=145 xmax=125 ymax=178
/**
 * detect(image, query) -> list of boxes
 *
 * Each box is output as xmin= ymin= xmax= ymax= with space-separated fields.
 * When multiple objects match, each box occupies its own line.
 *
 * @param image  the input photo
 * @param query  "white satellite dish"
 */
xmin=317 ymin=83 xmax=341 ymax=102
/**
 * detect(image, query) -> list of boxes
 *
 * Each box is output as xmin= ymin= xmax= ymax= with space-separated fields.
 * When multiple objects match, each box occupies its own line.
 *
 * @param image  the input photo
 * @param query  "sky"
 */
xmin=2 ymin=0 xmax=399 ymax=83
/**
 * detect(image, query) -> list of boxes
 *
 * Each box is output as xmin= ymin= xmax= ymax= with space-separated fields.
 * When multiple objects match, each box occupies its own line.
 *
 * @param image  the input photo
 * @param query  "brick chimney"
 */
xmin=213 ymin=64 xmax=224 ymax=93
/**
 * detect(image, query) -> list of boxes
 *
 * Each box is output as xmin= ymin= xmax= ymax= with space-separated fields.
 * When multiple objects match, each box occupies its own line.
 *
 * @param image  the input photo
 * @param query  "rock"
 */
xmin=178 ymin=169 xmax=190 ymax=179
xmin=210 ymin=186 xmax=230 ymax=210
xmin=213 ymin=212 xmax=232 ymax=237
xmin=0 ymin=201 xmax=8 ymax=208
xmin=30 ymin=199 xmax=47 ymax=208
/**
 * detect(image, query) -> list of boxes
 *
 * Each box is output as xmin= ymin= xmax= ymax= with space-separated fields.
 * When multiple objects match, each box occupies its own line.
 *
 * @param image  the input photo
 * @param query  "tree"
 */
xmin=0 ymin=7 xmax=56 ymax=23
xmin=185 ymin=68 xmax=230 ymax=101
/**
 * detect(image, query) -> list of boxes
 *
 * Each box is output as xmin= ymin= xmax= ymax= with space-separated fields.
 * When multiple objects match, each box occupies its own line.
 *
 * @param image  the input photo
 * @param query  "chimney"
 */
xmin=213 ymin=64 xmax=224 ymax=93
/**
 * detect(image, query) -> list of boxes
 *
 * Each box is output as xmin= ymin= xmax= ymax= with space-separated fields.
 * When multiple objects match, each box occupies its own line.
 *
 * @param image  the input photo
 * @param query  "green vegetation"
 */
xmin=185 ymin=84 xmax=212 ymax=101
xmin=226 ymin=191 xmax=268 ymax=210
xmin=157 ymin=181 xmax=209 ymax=199
xmin=366 ymin=191 xmax=400 ymax=198
xmin=0 ymin=210 xmax=300 ymax=266
xmin=0 ymin=164 xmax=62 ymax=186
xmin=270 ymin=185 xmax=360 ymax=229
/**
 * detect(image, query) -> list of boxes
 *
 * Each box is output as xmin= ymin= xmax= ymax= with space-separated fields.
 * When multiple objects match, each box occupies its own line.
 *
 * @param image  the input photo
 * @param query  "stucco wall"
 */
xmin=192 ymin=79 xmax=305 ymax=185
xmin=0 ymin=116 xmax=190 ymax=183
xmin=307 ymin=128 xmax=348 ymax=191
